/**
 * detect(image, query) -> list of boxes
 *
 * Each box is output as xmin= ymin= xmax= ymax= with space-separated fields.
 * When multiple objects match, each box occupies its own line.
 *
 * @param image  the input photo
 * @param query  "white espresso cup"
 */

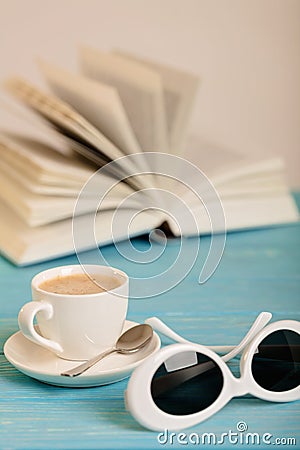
xmin=18 ymin=265 xmax=128 ymax=360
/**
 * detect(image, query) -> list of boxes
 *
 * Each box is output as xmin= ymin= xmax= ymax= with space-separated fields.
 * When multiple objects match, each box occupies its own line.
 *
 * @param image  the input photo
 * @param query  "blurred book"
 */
xmin=0 ymin=48 xmax=298 ymax=265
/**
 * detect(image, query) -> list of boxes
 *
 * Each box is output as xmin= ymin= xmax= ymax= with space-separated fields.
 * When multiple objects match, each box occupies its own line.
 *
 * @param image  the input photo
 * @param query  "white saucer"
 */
xmin=3 ymin=320 xmax=161 ymax=387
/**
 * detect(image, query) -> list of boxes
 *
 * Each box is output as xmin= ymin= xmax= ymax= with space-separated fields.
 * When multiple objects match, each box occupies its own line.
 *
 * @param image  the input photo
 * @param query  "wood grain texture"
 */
xmin=0 ymin=195 xmax=299 ymax=449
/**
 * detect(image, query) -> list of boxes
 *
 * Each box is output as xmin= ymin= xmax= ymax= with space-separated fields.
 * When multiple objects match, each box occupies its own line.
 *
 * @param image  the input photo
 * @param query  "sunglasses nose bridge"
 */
xmin=230 ymin=376 xmax=248 ymax=397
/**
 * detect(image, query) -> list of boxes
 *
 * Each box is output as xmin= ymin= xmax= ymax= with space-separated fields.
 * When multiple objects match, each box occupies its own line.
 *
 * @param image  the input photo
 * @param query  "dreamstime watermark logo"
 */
xmin=157 ymin=422 xmax=297 ymax=446
xmin=72 ymin=152 xmax=226 ymax=299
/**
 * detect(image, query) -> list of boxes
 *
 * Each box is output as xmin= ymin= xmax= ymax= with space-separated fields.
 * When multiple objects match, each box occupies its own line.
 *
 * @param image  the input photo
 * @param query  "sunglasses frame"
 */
xmin=125 ymin=320 xmax=300 ymax=431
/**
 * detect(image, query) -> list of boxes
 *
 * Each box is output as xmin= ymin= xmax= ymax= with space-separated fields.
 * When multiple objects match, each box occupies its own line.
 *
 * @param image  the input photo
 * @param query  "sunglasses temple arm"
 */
xmin=145 ymin=317 xmax=191 ymax=344
xmin=145 ymin=312 xmax=272 ymax=361
xmin=145 ymin=317 xmax=242 ymax=352
xmin=221 ymin=312 xmax=273 ymax=363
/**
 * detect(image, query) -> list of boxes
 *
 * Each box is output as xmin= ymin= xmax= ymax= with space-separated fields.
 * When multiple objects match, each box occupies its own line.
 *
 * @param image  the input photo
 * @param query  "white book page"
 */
xmin=0 ymin=132 xmax=94 ymax=185
xmin=79 ymin=47 xmax=168 ymax=153
xmin=114 ymin=50 xmax=199 ymax=155
xmin=0 ymin=200 xmax=163 ymax=265
xmin=4 ymin=78 xmax=143 ymax=182
xmin=165 ymin=191 xmax=299 ymax=237
xmin=184 ymin=135 xmax=287 ymax=187
xmin=153 ymin=135 xmax=298 ymax=235
xmin=0 ymin=133 xmax=138 ymax=226
xmin=187 ymin=194 xmax=299 ymax=235
xmin=38 ymin=61 xmax=142 ymax=156
xmin=0 ymin=90 xmax=73 ymax=154
xmin=0 ymin=168 xmax=140 ymax=227
xmin=0 ymin=167 xmax=137 ymax=227
xmin=182 ymin=135 xmax=291 ymax=202
xmin=0 ymin=159 xmax=84 ymax=196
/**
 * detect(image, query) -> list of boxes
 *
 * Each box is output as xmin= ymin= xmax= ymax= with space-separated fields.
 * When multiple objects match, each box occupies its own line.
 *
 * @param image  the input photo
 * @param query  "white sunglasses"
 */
xmin=125 ymin=313 xmax=300 ymax=431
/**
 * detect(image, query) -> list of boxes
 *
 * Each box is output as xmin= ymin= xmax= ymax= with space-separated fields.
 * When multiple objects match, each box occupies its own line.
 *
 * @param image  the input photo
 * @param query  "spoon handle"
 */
xmin=61 ymin=347 xmax=116 ymax=377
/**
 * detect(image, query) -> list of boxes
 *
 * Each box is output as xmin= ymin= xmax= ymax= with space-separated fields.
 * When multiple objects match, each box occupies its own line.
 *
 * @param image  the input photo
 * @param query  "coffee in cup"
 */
xmin=38 ymin=273 xmax=122 ymax=295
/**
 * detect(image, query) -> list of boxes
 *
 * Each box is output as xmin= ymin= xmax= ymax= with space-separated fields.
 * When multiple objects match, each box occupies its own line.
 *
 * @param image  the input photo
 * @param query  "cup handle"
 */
xmin=18 ymin=301 xmax=63 ymax=354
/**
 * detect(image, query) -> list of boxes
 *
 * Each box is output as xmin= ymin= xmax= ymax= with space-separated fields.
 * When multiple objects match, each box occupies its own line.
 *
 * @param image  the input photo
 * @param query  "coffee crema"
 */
xmin=39 ymin=273 xmax=122 ymax=295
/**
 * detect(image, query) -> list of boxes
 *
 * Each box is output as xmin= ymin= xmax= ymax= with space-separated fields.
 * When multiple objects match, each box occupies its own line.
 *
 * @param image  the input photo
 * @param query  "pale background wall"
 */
xmin=1 ymin=0 xmax=299 ymax=186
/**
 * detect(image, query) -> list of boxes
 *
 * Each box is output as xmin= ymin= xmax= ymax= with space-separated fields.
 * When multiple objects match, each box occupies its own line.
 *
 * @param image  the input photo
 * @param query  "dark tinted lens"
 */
xmin=151 ymin=352 xmax=223 ymax=415
xmin=252 ymin=329 xmax=300 ymax=392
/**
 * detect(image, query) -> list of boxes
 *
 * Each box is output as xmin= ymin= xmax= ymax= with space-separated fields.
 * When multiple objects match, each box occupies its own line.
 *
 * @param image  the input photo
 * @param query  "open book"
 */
xmin=0 ymin=47 xmax=298 ymax=265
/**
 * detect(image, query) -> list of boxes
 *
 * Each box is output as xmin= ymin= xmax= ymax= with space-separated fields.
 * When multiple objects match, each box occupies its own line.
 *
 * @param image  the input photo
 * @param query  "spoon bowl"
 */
xmin=117 ymin=323 xmax=153 ymax=353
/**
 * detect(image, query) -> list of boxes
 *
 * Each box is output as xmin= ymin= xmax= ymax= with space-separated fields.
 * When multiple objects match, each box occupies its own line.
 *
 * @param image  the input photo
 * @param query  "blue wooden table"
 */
xmin=1 ymin=196 xmax=299 ymax=449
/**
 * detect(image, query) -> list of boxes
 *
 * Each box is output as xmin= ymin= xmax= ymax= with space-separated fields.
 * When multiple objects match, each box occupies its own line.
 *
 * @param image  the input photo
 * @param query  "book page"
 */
xmin=3 ymin=78 xmax=143 ymax=184
xmin=176 ymin=193 xmax=299 ymax=236
xmin=114 ymin=50 xmax=199 ymax=155
xmin=169 ymin=135 xmax=293 ymax=211
xmin=0 ymin=132 xmax=94 ymax=185
xmin=38 ymin=61 xmax=142 ymax=156
xmin=0 ymin=171 xmax=136 ymax=227
xmin=0 ymin=159 xmax=88 ymax=195
xmin=79 ymin=47 xmax=168 ymax=153
xmin=185 ymin=135 xmax=289 ymax=190
xmin=0 ymin=89 xmax=75 ymax=154
xmin=0 ymin=132 xmax=112 ymax=194
xmin=0 ymin=199 xmax=163 ymax=265
xmin=150 ymin=135 xmax=299 ymax=238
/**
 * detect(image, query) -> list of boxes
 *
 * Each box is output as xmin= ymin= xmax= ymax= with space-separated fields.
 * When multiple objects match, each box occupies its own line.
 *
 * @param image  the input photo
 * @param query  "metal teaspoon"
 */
xmin=61 ymin=324 xmax=153 ymax=377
